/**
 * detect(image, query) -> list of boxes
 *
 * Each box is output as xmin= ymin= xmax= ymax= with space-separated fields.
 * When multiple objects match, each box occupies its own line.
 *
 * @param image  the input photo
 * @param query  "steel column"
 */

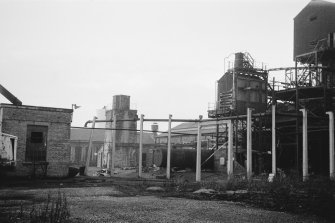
xmin=300 ymin=109 xmax=308 ymax=181
xmin=247 ymin=108 xmax=253 ymax=180
xmin=138 ymin=114 xmax=144 ymax=177
xmin=272 ymin=105 xmax=276 ymax=175
xmin=227 ymin=120 xmax=233 ymax=179
xmin=196 ymin=115 xmax=203 ymax=182
xmin=111 ymin=113 xmax=117 ymax=174
xmin=166 ymin=114 xmax=172 ymax=179
xmin=326 ymin=111 xmax=335 ymax=180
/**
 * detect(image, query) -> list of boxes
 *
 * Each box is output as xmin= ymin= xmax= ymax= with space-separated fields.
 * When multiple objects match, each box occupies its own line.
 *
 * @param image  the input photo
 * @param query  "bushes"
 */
xmin=224 ymin=174 xmax=335 ymax=220
xmin=5 ymin=190 xmax=70 ymax=223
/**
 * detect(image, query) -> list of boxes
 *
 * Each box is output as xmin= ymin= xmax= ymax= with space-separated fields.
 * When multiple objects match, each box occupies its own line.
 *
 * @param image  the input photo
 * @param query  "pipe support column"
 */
xmin=272 ymin=105 xmax=276 ymax=175
xmin=247 ymin=108 xmax=253 ymax=180
xmin=300 ymin=109 xmax=308 ymax=181
xmin=138 ymin=114 xmax=144 ymax=178
xmin=227 ymin=120 xmax=233 ymax=179
xmin=166 ymin=115 xmax=172 ymax=179
xmin=196 ymin=115 xmax=203 ymax=182
xmin=326 ymin=111 xmax=335 ymax=180
xmin=85 ymin=116 xmax=97 ymax=176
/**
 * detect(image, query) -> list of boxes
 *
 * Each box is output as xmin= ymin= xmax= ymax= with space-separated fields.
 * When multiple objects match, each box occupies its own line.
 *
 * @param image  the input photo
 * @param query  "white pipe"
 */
xmin=300 ymin=108 xmax=308 ymax=181
xmin=272 ymin=105 xmax=276 ymax=175
xmin=227 ymin=120 xmax=233 ymax=179
xmin=247 ymin=108 xmax=253 ymax=180
xmin=166 ymin=114 xmax=172 ymax=179
xmin=85 ymin=116 xmax=97 ymax=176
xmin=138 ymin=114 xmax=144 ymax=177
xmin=196 ymin=115 xmax=203 ymax=182
xmin=326 ymin=111 xmax=335 ymax=180
xmin=111 ymin=113 xmax=117 ymax=174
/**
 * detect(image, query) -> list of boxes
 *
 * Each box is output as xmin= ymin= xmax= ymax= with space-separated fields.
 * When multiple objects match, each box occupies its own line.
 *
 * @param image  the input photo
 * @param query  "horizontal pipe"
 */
xmin=84 ymin=112 xmax=270 ymax=127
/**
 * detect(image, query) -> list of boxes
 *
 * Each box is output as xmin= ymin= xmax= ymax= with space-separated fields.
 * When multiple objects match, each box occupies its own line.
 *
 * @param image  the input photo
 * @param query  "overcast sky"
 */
xmin=0 ymin=0 xmax=328 ymax=130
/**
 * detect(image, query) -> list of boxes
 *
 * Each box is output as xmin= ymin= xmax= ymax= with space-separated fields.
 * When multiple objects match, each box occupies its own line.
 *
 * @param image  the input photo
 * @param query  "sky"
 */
xmin=0 ymin=0 xmax=330 ymax=131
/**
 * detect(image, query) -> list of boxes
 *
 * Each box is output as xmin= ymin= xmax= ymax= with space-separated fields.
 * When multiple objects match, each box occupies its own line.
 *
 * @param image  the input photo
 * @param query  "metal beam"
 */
xmin=0 ymin=84 xmax=22 ymax=106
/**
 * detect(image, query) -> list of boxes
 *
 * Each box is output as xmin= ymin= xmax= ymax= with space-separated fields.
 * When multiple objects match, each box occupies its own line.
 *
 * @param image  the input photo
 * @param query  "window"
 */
xmin=25 ymin=125 xmax=48 ymax=162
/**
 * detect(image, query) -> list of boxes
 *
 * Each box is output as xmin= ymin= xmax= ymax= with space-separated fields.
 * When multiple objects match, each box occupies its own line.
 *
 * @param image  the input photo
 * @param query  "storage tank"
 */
xmin=151 ymin=148 xmax=214 ymax=170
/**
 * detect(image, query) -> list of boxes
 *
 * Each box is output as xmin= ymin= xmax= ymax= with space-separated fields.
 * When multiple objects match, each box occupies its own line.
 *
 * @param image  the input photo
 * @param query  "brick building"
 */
xmin=0 ymin=104 xmax=73 ymax=177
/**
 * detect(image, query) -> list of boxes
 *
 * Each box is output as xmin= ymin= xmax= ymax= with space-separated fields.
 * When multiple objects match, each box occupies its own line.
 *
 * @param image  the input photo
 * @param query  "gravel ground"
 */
xmin=0 ymin=186 xmax=330 ymax=223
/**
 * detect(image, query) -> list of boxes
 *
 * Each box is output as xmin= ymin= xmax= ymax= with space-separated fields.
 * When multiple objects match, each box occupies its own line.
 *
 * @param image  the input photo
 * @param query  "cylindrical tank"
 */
xmin=151 ymin=148 xmax=214 ymax=170
xmin=234 ymin=52 xmax=244 ymax=69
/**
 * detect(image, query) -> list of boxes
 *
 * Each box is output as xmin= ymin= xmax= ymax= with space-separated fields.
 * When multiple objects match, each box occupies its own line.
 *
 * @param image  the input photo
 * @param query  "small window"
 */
xmin=309 ymin=15 xmax=317 ymax=21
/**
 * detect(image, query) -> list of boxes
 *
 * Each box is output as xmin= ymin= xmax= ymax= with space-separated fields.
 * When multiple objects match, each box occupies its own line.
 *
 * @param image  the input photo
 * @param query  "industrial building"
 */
xmin=203 ymin=0 xmax=335 ymax=178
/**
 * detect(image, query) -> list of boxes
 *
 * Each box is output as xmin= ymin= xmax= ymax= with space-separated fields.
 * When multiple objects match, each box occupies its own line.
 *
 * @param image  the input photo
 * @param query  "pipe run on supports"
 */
xmin=166 ymin=114 xmax=172 ymax=179
xmin=326 ymin=111 xmax=335 ymax=180
xmin=196 ymin=115 xmax=203 ymax=182
xmin=227 ymin=120 xmax=233 ymax=180
xmin=300 ymin=108 xmax=308 ymax=182
xmin=247 ymin=108 xmax=253 ymax=180
xmin=272 ymin=105 xmax=276 ymax=175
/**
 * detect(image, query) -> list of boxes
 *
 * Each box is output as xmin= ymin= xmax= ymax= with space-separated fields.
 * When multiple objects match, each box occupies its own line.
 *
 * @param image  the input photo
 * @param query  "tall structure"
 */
xmin=208 ymin=52 xmax=269 ymax=174
xmin=209 ymin=52 xmax=268 ymax=118
xmin=104 ymin=95 xmax=138 ymax=168
xmin=268 ymin=0 xmax=335 ymax=174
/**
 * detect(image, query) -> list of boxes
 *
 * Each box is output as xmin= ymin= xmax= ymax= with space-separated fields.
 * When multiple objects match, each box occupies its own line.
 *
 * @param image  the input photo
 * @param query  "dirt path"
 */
xmin=0 ymin=186 xmax=329 ymax=223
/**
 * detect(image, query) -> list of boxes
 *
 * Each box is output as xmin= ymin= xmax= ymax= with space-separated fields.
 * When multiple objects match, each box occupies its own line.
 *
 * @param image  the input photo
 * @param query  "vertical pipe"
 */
xmin=166 ymin=114 xmax=172 ymax=179
xmin=111 ymin=113 xmax=117 ymax=174
xmin=84 ymin=116 xmax=97 ymax=176
xmin=326 ymin=111 xmax=335 ymax=180
xmin=247 ymin=108 xmax=253 ymax=180
xmin=227 ymin=120 xmax=233 ymax=179
xmin=272 ymin=105 xmax=276 ymax=175
xmin=300 ymin=108 xmax=308 ymax=181
xmin=196 ymin=115 xmax=203 ymax=182
xmin=138 ymin=114 xmax=144 ymax=177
